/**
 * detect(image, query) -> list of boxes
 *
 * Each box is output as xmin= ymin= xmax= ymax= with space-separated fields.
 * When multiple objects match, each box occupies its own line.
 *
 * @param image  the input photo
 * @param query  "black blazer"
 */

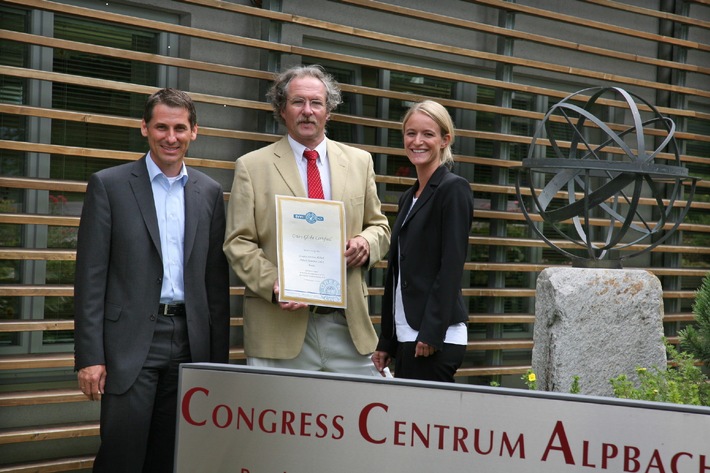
xmin=73 ymin=157 xmax=230 ymax=394
xmin=377 ymin=165 xmax=473 ymax=354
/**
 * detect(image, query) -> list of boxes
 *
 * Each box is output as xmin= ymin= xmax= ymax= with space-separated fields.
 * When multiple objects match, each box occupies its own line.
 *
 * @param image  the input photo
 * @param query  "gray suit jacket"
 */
xmin=74 ymin=156 xmax=230 ymax=395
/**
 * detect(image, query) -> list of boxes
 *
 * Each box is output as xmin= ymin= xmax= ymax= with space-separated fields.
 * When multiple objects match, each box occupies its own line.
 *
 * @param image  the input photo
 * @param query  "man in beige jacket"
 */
xmin=224 ymin=65 xmax=390 ymax=375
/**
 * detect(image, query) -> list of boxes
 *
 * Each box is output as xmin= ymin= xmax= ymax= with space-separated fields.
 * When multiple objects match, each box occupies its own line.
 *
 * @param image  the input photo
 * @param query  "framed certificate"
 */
xmin=275 ymin=195 xmax=346 ymax=308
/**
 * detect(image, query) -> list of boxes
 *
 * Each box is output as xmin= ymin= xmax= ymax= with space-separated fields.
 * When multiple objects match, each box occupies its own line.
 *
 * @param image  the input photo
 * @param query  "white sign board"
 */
xmin=176 ymin=364 xmax=710 ymax=473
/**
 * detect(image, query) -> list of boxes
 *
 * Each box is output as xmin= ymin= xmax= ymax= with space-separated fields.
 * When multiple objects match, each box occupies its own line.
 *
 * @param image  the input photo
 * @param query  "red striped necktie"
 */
xmin=303 ymin=149 xmax=324 ymax=199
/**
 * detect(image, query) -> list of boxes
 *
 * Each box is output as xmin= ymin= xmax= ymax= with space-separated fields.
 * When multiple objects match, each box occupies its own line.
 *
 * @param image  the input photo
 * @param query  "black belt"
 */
xmin=310 ymin=305 xmax=344 ymax=315
xmin=158 ymin=303 xmax=186 ymax=317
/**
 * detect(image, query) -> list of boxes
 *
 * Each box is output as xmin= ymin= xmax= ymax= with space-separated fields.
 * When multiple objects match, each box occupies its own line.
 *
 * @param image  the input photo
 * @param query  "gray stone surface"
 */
xmin=532 ymin=267 xmax=666 ymax=397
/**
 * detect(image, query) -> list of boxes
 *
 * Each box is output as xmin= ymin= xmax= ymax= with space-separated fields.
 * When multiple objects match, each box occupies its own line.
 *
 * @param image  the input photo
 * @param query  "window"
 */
xmin=0 ymin=5 xmax=168 ymax=353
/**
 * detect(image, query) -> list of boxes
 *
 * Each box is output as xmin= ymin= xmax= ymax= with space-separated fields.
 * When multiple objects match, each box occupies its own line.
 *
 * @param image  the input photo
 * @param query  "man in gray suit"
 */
xmin=74 ymin=88 xmax=230 ymax=473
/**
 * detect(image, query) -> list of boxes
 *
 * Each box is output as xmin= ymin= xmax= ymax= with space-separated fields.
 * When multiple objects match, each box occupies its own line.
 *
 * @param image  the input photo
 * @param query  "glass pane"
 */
xmin=0 ymin=6 xmax=27 ymax=340
xmin=50 ymin=15 xmax=159 ymax=181
xmin=385 ymin=71 xmax=456 ymax=198
xmin=36 ymin=16 xmax=161 ymax=348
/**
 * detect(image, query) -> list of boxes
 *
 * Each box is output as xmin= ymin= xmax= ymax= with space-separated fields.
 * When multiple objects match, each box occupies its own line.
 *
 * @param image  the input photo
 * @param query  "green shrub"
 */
xmin=609 ymin=344 xmax=710 ymax=406
xmin=679 ymin=272 xmax=710 ymax=366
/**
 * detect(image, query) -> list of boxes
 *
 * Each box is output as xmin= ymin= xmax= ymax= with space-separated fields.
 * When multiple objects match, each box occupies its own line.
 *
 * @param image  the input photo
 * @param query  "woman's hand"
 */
xmin=415 ymin=341 xmax=435 ymax=357
xmin=371 ymin=350 xmax=391 ymax=377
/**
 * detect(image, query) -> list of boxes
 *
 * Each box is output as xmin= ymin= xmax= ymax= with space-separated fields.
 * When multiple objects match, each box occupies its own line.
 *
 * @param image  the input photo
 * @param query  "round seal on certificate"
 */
xmin=320 ymin=279 xmax=341 ymax=302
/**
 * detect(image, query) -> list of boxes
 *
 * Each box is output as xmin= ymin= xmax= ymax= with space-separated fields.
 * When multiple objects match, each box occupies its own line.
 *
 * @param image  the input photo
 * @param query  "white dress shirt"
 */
xmin=287 ymin=135 xmax=332 ymax=200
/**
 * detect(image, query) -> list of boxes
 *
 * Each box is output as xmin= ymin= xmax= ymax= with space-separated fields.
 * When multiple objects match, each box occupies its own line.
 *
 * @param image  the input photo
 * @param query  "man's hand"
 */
xmin=273 ymin=279 xmax=308 ymax=311
xmin=77 ymin=364 xmax=106 ymax=401
xmin=345 ymin=236 xmax=370 ymax=268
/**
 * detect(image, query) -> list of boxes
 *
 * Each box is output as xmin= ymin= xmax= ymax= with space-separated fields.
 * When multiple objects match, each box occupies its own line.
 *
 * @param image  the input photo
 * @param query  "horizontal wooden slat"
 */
xmin=0 ymin=100 xmax=273 ymax=145
xmin=0 ymin=312 xmax=695 ymax=334
xmin=2 ymin=248 xmax=708 ymax=278
xmin=0 ymin=284 xmax=698 ymax=300
xmin=0 ymin=174 xmax=88 ymax=193
xmin=0 ymin=285 xmax=245 ymax=297
xmin=581 ymin=0 xmax=710 ymax=28
xmin=0 ymin=29 xmax=274 ymax=87
xmin=469 ymin=339 xmax=534 ymax=350
xmin=4 ymin=174 xmax=708 ymax=212
xmin=0 ymin=249 xmax=77 ymax=261
xmin=472 ymin=209 xmax=710 ymax=233
xmin=0 ymin=422 xmax=99 ymax=445
xmin=0 ymin=134 xmax=235 ymax=171
xmin=0 ymin=389 xmax=87 ymax=407
xmin=0 ymin=318 xmax=247 ymax=332
xmin=663 ymin=313 xmax=697 ymax=323
xmin=0 ymin=353 xmax=75 ymax=370
xmin=0 ymin=320 xmax=76 ymax=332
xmin=470 ymin=314 xmax=535 ymax=324
xmin=463 ymin=262 xmax=710 ymax=277
xmin=0 ymin=332 xmax=694 ymax=372
xmin=4 ymin=207 xmax=709 ymax=234
xmin=0 ymin=285 xmax=75 ymax=297
xmin=1 ymin=339 xmax=538 ymax=372
xmin=457 ymin=365 xmax=530 ymax=377
xmin=469 ymin=236 xmax=710 ymax=253
xmin=0 ymin=456 xmax=95 ymax=473
xmin=0 ymin=364 xmax=537 ymax=412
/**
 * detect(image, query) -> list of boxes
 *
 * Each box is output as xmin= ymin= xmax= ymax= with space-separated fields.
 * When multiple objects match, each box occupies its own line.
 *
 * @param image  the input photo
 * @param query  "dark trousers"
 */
xmin=93 ymin=315 xmax=191 ymax=473
xmin=394 ymin=341 xmax=466 ymax=382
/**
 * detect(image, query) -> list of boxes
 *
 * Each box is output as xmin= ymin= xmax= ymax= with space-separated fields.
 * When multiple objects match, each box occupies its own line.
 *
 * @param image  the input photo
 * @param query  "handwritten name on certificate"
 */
xmin=275 ymin=195 xmax=347 ymax=308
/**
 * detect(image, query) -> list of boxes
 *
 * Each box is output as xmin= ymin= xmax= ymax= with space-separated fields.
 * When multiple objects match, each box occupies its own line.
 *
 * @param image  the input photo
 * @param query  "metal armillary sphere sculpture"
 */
xmin=515 ymin=86 xmax=699 ymax=268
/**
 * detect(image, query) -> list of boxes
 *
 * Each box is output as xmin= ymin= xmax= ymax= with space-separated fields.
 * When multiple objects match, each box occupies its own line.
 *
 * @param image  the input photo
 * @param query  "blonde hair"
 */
xmin=401 ymin=100 xmax=455 ymax=167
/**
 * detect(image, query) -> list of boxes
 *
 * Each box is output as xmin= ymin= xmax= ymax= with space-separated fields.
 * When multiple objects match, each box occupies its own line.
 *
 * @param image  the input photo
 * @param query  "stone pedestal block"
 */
xmin=532 ymin=267 xmax=666 ymax=397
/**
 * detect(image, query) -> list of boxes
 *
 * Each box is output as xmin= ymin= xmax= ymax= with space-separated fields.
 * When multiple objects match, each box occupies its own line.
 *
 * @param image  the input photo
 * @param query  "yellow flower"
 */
xmin=528 ymin=373 xmax=536 ymax=382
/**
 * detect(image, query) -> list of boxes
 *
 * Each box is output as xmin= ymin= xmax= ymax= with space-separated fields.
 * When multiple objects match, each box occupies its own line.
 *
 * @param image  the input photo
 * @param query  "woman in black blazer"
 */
xmin=372 ymin=100 xmax=473 ymax=382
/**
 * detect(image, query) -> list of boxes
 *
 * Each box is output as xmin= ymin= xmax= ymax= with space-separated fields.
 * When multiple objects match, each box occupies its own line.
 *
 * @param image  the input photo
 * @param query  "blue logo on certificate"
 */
xmin=293 ymin=211 xmax=324 ymax=224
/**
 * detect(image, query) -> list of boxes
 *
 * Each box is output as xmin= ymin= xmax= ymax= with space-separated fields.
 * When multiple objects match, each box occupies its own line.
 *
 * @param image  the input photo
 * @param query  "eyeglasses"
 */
xmin=287 ymin=98 xmax=326 ymax=111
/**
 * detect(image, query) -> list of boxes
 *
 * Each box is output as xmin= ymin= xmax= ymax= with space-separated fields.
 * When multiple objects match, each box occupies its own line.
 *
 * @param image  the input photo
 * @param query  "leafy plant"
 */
xmin=523 ymin=369 xmax=537 ymax=390
xmin=679 ymin=272 xmax=710 ymax=366
xmin=513 ymin=370 xmax=581 ymax=393
xmin=609 ymin=344 xmax=709 ymax=406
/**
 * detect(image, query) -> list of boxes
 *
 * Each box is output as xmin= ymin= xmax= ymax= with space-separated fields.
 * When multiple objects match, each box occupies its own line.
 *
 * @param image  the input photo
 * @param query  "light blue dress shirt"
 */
xmin=145 ymin=153 xmax=188 ymax=304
